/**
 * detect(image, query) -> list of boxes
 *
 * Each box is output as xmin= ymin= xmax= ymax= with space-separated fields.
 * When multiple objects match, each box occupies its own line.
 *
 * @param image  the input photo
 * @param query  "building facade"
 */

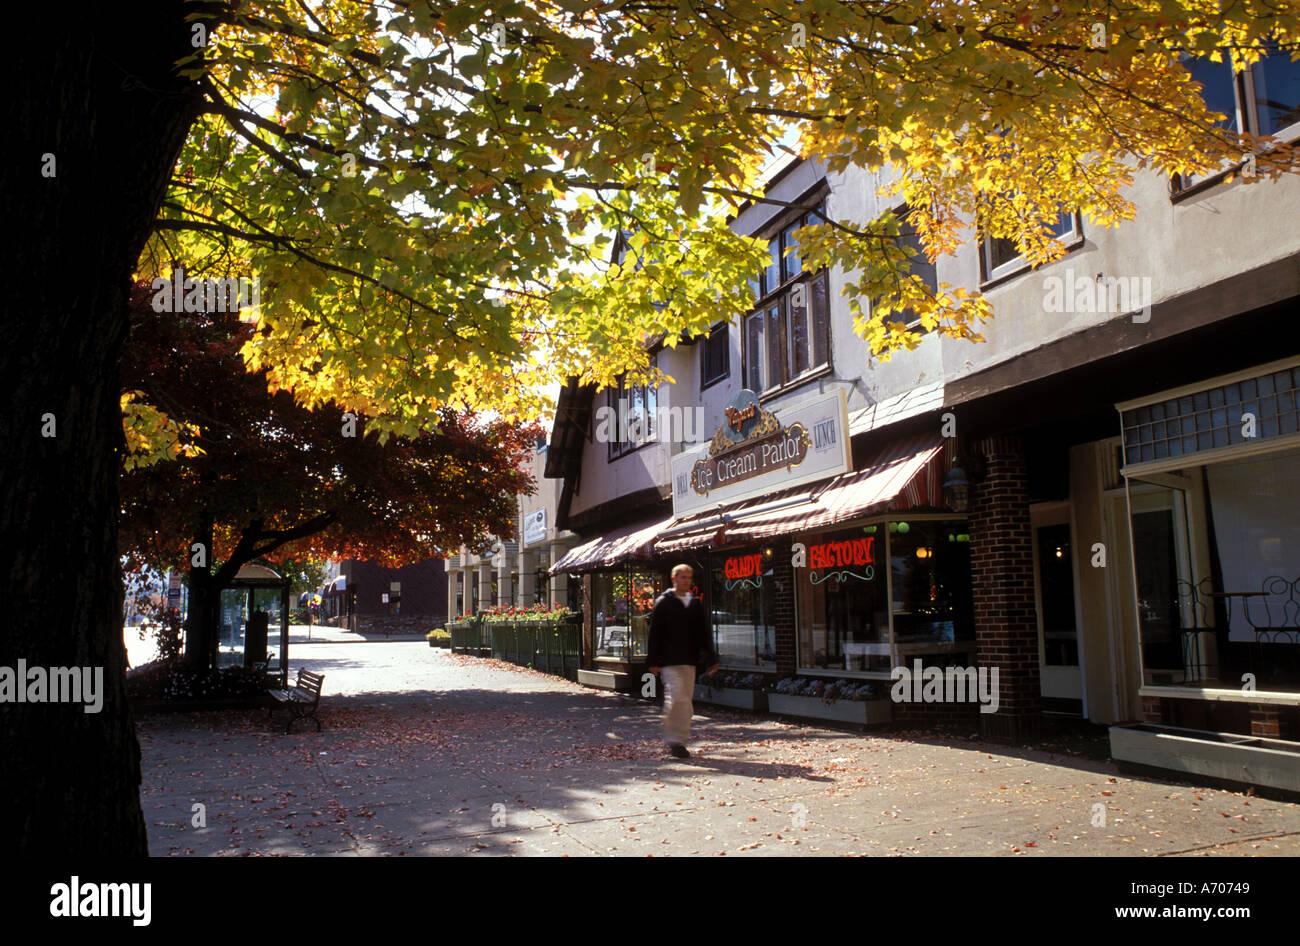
xmin=540 ymin=50 xmax=1300 ymax=789
xmin=443 ymin=438 xmax=582 ymax=623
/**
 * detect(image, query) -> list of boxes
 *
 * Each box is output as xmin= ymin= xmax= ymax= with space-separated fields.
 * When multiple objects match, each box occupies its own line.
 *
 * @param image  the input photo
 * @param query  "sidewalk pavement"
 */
xmin=137 ymin=640 xmax=1300 ymax=856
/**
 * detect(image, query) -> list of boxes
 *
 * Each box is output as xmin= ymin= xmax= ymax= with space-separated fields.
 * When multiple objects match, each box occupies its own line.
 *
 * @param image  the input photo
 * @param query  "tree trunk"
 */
xmin=0 ymin=6 xmax=204 ymax=856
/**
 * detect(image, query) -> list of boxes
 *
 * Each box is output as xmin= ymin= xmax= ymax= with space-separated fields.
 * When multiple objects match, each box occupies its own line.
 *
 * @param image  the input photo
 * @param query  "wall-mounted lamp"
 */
xmin=943 ymin=461 xmax=970 ymax=514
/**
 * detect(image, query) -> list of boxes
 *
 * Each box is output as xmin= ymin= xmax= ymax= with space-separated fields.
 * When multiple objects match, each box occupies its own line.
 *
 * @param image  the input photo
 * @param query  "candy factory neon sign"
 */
xmin=807 ymin=537 xmax=875 ymax=570
xmin=723 ymin=553 xmax=765 ymax=581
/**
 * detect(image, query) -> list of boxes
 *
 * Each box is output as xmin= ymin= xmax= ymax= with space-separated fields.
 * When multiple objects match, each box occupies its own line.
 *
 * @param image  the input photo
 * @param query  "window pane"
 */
xmin=897 ymin=215 xmax=937 ymax=327
xmin=643 ymin=372 xmax=657 ymax=441
xmin=795 ymin=526 xmax=890 ymax=672
xmin=1252 ymin=49 xmax=1300 ymax=135
xmin=1052 ymin=210 xmax=1076 ymax=238
xmin=988 ymin=236 xmax=1020 ymax=272
xmin=703 ymin=322 xmax=729 ymax=385
xmin=710 ymin=552 xmax=777 ymax=669
xmin=789 ymin=285 xmax=810 ymax=376
xmin=745 ymin=313 xmax=764 ymax=391
xmin=1187 ymin=55 xmax=1240 ymax=131
xmin=608 ymin=387 xmax=622 ymax=457
xmin=782 ymin=221 xmax=803 ymax=282
xmin=811 ymin=271 xmax=830 ymax=367
xmin=889 ymin=521 xmax=976 ymax=660
xmin=767 ymin=304 xmax=786 ymax=388
xmin=765 ymin=237 xmax=781 ymax=293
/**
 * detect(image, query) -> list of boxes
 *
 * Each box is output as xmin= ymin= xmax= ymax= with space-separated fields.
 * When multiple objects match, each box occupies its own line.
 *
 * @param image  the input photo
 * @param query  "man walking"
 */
xmin=647 ymin=564 xmax=720 ymax=759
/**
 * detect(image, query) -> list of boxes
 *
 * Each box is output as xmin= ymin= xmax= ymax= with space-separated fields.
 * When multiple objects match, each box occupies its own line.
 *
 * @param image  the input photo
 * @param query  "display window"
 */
xmin=709 ymin=550 xmax=778 ymax=669
xmin=795 ymin=519 xmax=974 ymax=675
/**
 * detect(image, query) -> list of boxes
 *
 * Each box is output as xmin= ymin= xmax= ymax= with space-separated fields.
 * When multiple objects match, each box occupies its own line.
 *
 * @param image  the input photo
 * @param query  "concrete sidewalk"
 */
xmin=137 ymin=641 xmax=1300 ymax=856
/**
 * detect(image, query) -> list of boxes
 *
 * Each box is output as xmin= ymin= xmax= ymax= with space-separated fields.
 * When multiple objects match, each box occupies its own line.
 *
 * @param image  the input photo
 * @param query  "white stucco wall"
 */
xmin=564 ymin=153 xmax=1300 ymax=519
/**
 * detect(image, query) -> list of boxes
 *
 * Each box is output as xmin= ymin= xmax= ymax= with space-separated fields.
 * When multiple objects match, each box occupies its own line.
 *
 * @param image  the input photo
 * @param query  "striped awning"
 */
xmin=550 ymin=513 xmax=675 ymax=573
xmin=654 ymin=432 xmax=949 ymax=553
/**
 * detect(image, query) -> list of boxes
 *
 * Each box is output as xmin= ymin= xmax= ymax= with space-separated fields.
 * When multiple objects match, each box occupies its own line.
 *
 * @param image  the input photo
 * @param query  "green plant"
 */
xmin=426 ymin=628 xmax=450 ymax=640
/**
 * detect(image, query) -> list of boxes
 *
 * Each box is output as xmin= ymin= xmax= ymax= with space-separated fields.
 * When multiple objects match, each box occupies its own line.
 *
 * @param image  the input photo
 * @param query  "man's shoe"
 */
xmin=669 ymin=743 xmax=690 ymax=759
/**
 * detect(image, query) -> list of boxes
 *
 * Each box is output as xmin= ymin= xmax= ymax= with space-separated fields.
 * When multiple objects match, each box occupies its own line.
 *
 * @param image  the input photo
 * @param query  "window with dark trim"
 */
xmin=1173 ymin=48 xmax=1300 ymax=194
xmin=743 ymin=202 xmax=831 ymax=394
xmin=607 ymin=356 xmax=658 ymax=460
xmin=701 ymin=321 xmax=730 ymax=389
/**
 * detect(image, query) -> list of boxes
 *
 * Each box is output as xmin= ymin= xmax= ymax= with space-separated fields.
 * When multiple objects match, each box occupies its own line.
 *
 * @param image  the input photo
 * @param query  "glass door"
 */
xmin=1031 ymin=506 xmax=1082 ymax=708
xmin=1127 ymin=481 xmax=1206 ymax=684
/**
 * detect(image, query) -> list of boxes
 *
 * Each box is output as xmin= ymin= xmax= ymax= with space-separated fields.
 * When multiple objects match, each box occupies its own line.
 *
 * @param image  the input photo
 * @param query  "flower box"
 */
xmin=767 ymin=693 xmax=891 ymax=726
xmin=693 ymin=684 xmax=768 ymax=711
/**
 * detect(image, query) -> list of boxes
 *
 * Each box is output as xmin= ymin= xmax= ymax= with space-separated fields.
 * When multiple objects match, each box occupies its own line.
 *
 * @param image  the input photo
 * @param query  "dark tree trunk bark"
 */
xmin=1 ymin=6 xmax=205 ymax=856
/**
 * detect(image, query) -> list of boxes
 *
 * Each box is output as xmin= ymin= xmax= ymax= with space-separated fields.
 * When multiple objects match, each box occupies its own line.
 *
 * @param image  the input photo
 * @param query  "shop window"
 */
xmin=709 ymin=550 xmax=778 ymax=669
xmin=701 ymin=321 xmax=730 ymax=389
xmin=796 ymin=520 xmax=974 ymax=675
xmin=592 ymin=567 xmax=662 ymax=660
xmin=743 ymin=204 xmax=831 ymax=394
xmin=797 ymin=525 xmax=890 ymax=673
xmin=1127 ymin=445 xmax=1300 ymax=690
xmin=888 ymin=521 xmax=976 ymax=665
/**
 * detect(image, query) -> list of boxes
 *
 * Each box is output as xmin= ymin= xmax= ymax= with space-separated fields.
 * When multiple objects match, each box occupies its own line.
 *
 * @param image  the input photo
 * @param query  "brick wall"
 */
xmin=969 ymin=434 xmax=1042 ymax=744
xmin=1250 ymin=704 xmax=1298 ymax=740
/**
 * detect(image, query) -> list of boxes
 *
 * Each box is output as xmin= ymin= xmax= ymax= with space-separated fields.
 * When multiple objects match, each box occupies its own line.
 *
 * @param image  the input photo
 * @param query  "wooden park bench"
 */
xmin=267 ymin=668 xmax=325 ymax=733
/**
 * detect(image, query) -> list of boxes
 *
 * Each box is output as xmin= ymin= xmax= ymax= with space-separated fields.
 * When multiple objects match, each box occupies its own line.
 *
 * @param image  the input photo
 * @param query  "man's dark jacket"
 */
xmin=646 ymin=590 xmax=719 ymax=670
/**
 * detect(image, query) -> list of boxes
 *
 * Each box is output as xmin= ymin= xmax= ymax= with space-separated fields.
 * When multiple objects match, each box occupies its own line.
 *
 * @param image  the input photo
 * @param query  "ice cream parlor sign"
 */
xmin=671 ymin=389 xmax=850 ymax=517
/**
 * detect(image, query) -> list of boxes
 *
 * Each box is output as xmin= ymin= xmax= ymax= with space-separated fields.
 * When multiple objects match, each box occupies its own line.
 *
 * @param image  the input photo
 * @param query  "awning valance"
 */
xmin=550 ymin=513 xmax=675 ymax=573
xmin=654 ymin=432 xmax=948 ymax=553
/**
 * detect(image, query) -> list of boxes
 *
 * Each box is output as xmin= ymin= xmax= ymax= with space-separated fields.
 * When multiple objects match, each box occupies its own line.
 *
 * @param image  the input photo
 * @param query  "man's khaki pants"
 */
xmin=660 ymin=664 xmax=696 ymax=745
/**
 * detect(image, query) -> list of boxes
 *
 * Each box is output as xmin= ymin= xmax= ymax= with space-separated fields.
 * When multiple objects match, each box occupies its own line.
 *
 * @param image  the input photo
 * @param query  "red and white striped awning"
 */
xmin=550 ymin=513 xmax=675 ymax=573
xmin=654 ymin=433 xmax=949 ymax=553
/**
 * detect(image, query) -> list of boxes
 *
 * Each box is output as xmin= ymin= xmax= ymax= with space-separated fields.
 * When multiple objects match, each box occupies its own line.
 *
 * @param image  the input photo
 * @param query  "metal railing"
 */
xmin=448 ymin=613 xmax=582 ymax=681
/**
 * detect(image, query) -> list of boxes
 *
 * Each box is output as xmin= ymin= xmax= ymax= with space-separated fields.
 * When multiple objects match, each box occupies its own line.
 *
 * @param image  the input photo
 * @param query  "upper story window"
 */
xmin=701 ymin=321 xmax=730 ymax=389
xmin=607 ymin=356 xmax=658 ymax=460
xmin=886 ymin=205 xmax=940 ymax=332
xmin=1174 ymin=47 xmax=1300 ymax=194
xmin=743 ymin=202 xmax=831 ymax=394
xmin=978 ymin=209 xmax=1081 ymax=285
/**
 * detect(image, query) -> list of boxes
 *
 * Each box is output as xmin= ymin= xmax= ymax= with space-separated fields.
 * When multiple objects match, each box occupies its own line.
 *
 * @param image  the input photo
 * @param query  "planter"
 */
xmin=693 ymin=685 xmax=768 ymax=711
xmin=1110 ymin=722 xmax=1300 ymax=794
xmin=130 ymin=694 xmax=266 ymax=714
xmin=427 ymin=638 xmax=450 ymax=649
xmin=767 ymin=693 xmax=892 ymax=727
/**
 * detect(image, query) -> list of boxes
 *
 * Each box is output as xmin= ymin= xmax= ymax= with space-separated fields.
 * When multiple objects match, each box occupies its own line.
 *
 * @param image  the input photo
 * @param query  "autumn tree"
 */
xmin=120 ymin=282 xmax=539 ymax=670
xmin=10 ymin=0 xmax=1299 ymax=856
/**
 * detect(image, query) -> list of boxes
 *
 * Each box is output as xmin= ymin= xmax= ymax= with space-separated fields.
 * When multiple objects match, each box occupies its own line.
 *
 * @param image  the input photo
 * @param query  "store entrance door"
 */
xmin=1031 ymin=503 xmax=1083 ymax=712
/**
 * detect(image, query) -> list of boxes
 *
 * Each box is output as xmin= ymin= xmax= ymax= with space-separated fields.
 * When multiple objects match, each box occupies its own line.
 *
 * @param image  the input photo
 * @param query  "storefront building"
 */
xmin=444 ymin=437 xmax=580 ymax=625
xmin=537 ymin=51 xmax=1300 ymax=788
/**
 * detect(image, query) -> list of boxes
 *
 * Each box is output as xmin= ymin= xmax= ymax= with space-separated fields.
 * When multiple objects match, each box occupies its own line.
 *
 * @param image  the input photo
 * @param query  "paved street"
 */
xmin=137 ymin=637 xmax=1300 ymax=856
